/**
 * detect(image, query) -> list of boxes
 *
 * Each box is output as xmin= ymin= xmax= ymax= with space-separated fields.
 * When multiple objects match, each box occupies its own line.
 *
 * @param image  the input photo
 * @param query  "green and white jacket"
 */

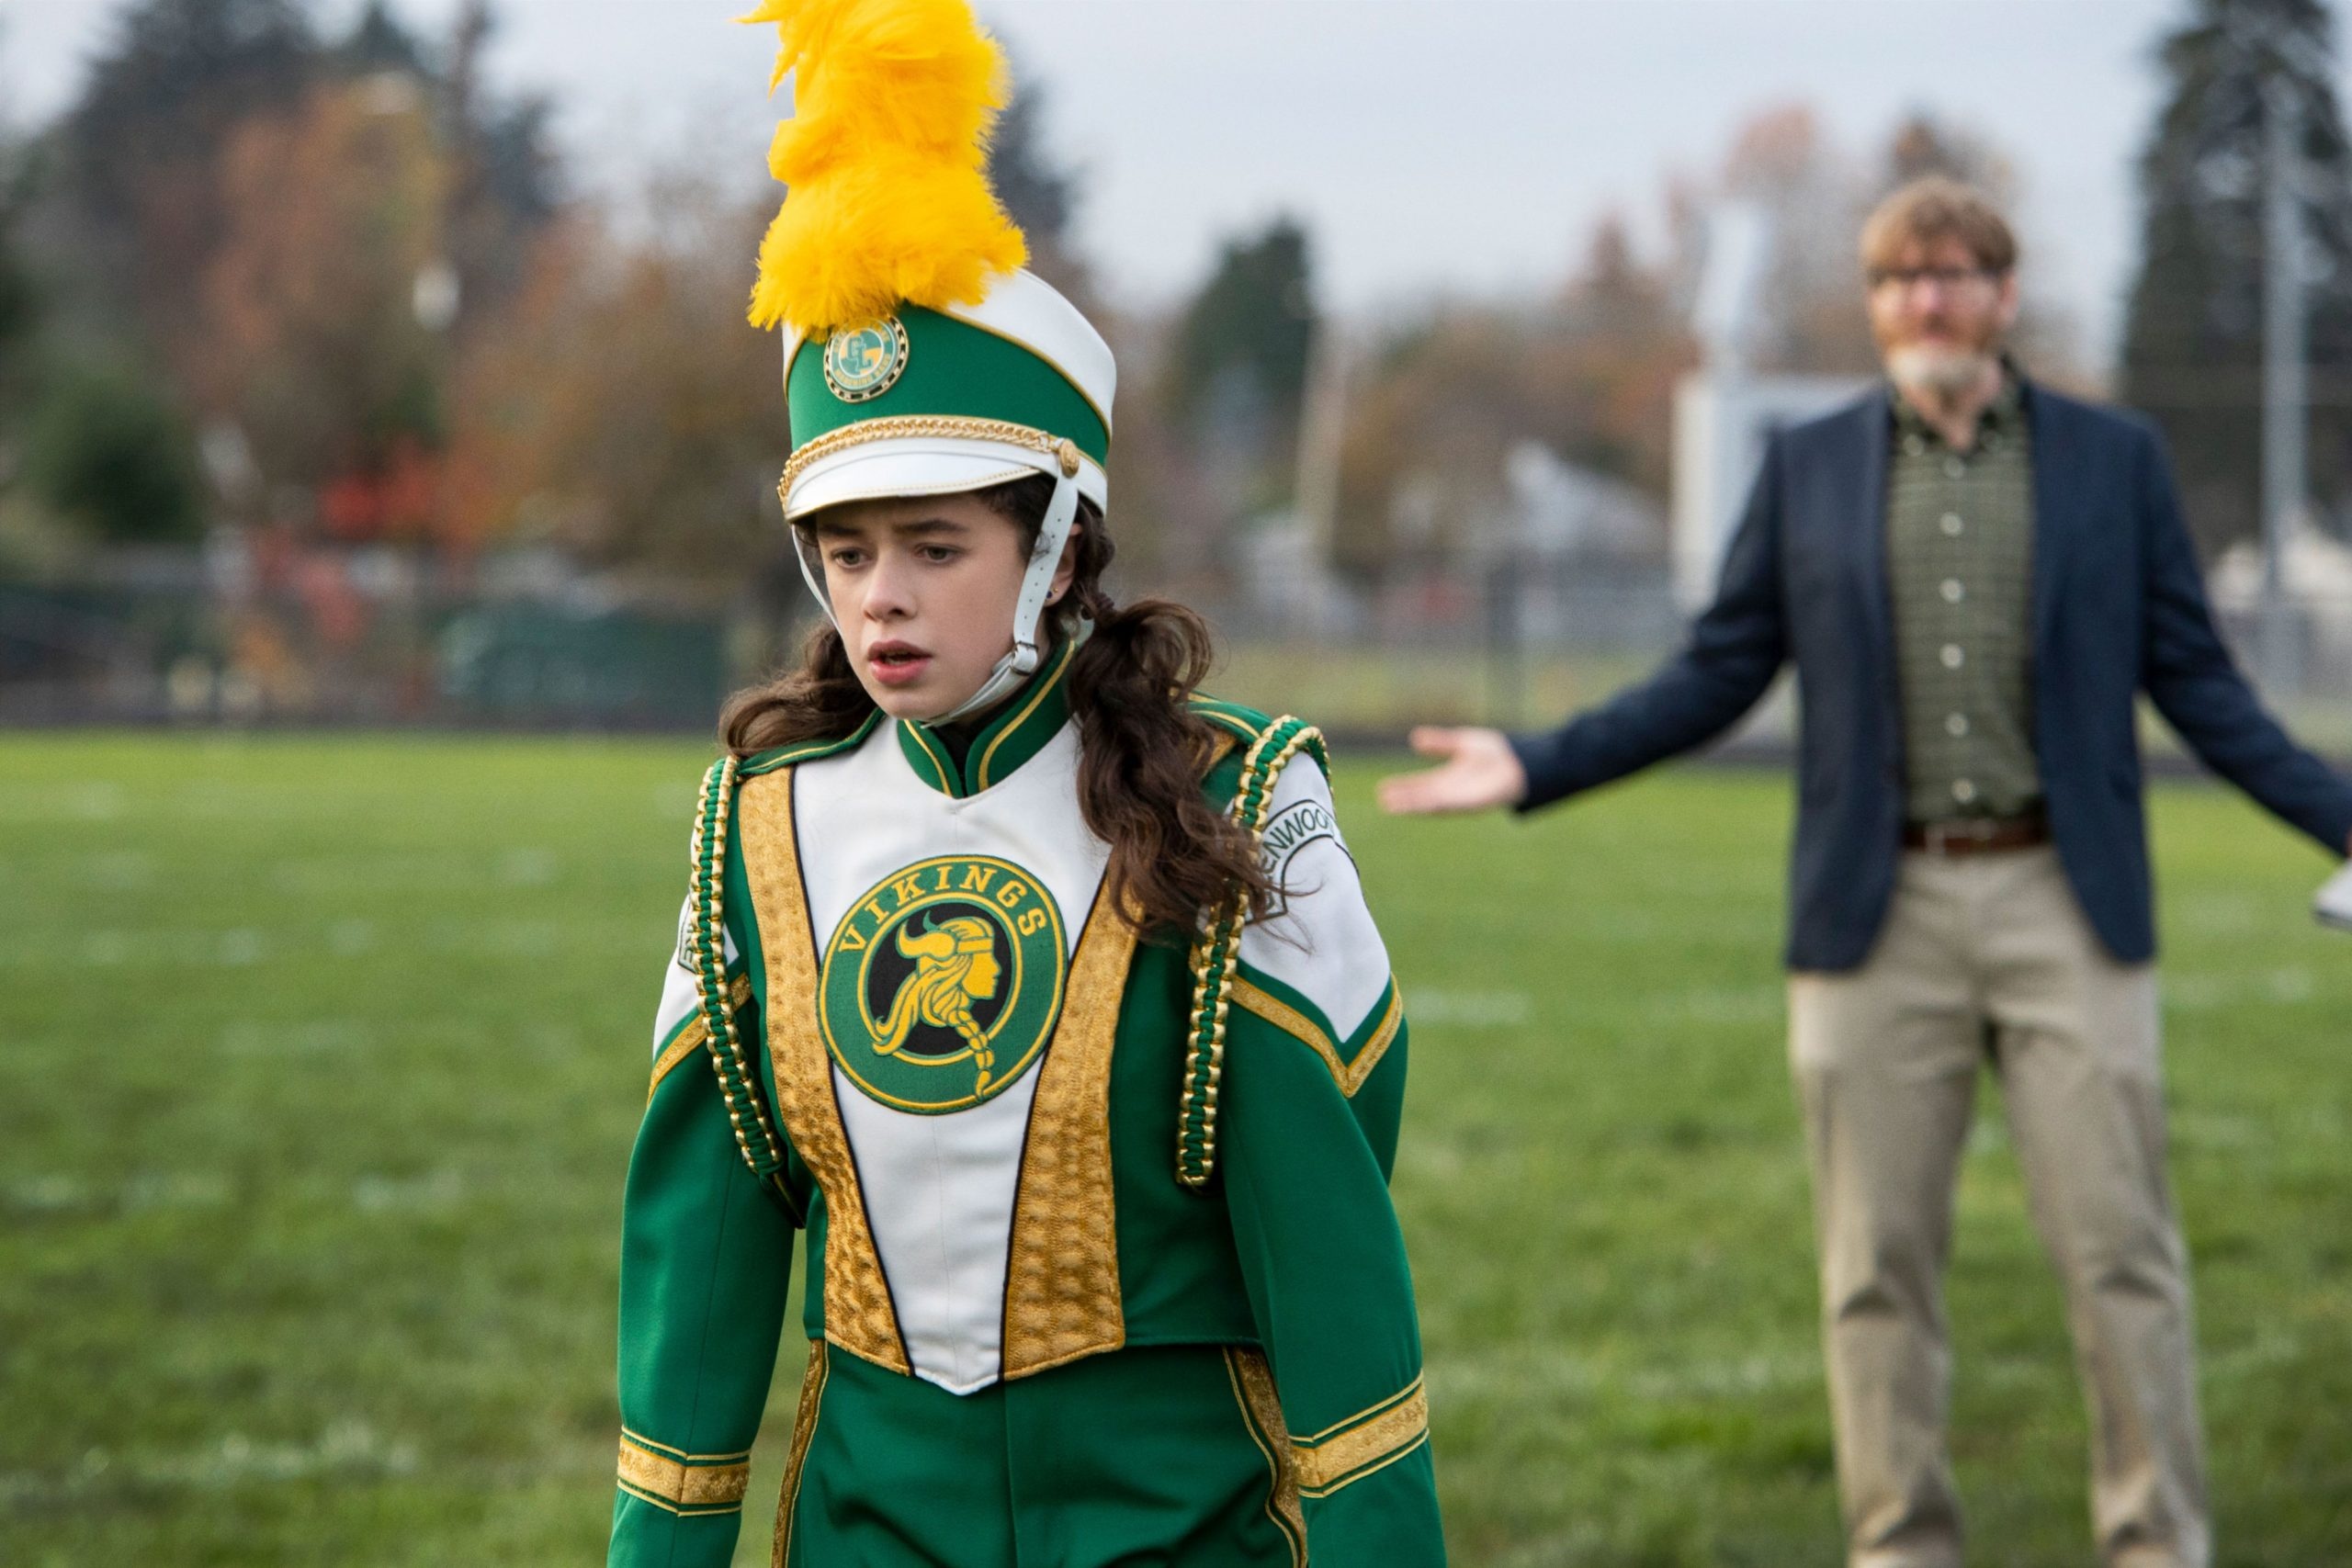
xmin=610 ymin=639 xmax=1441 ymax=1564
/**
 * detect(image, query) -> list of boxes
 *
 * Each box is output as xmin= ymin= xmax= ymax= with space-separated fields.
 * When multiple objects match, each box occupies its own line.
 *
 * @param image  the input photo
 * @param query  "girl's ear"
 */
xmin=1046 ymin=520 xmax=1083 ymax=605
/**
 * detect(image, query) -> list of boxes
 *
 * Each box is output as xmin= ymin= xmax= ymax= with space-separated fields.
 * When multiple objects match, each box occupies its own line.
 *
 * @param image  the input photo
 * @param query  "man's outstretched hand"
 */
xmin=1377 ymin=726 xmax=1529 ymax=815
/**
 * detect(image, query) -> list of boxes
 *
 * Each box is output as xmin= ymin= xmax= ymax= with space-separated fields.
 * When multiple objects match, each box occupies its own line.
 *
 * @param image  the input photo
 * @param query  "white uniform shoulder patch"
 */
xmin=1237 ymin=761 xmax=1390 ymax=1040
xmin=1259 ymin=790 xmax=1348 ymax=899
xmin=653 ymin=891 xmax=740 ymax=1062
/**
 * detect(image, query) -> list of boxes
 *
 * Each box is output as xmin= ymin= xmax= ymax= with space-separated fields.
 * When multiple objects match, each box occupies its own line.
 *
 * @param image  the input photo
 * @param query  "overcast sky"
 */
xmin=4 ymin=0 xmax=2222 ymax=367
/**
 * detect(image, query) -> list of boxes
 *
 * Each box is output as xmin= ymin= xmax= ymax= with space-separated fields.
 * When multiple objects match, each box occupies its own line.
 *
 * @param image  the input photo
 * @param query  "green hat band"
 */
xmin=786 ymin=305 xmax=1111 ymax=467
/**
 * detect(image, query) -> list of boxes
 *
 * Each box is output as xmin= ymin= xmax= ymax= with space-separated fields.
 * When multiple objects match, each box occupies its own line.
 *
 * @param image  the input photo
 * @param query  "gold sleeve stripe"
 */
xmin=648 ymin=974 xmax=753 ymax=1100
xmin=1229 ymin=977 xmax=1403 ymax=1099
xmin=1292 ymin=1382 xmax=1430 ymax=1496
xmin=619 ymin=1427 xmax=752 ymax=1464
xmin=616 ymin=1439 xmax=750 ymax=1512
xmin=1293 ymin=1371 xmax=1421 ymax=1444
xmin=617 ymin=1479 xmax=743 ymax=1518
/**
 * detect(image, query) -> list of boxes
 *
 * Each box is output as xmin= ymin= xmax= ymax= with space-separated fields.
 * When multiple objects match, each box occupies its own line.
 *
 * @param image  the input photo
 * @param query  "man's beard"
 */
xmin=1885 ymin=341 xmax=1996 ymax=398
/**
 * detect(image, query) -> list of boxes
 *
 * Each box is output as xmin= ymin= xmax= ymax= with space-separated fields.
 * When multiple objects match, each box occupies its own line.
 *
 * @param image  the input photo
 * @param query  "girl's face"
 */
xmin=808 ymin=491 xmax=1080 ymax=723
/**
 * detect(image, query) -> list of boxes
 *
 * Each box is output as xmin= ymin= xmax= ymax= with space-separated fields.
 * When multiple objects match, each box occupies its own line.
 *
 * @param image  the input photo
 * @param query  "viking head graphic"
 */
xmin=873 ymin=914 xmax=1004 ymax=1091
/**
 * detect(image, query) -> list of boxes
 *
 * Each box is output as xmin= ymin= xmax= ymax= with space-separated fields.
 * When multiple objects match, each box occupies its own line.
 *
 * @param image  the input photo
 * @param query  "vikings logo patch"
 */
xmin=820 ymin=855 xmax=1067 ymax=1113
xmin=822 ymin=317 xmax=910 ymax=402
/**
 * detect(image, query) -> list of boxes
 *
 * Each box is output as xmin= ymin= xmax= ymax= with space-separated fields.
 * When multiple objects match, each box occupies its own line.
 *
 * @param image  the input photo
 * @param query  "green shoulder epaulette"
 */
xmin=735 ymin=709 xmax=883 ymax=777
xmin=1188 ymin=694 xmax=1332 ymax=779
xmin=687 ymin=756 xmax=787 ymax=1179
xmin=1176 ymin=707 xmax=1328 ymax=1191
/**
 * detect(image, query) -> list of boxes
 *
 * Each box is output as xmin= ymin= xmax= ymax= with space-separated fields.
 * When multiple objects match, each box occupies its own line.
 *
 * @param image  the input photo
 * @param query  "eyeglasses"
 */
xmin=1868 ymin=265 xmax=1998 ymax=292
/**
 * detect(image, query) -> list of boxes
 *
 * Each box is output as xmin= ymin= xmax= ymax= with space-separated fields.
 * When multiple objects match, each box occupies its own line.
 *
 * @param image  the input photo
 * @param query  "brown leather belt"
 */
xmin=1902 ymin=811 xmax=2050 ymax=855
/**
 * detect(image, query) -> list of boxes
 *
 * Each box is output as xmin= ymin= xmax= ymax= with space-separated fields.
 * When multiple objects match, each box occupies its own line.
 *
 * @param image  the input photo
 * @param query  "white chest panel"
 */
xmin=791 ymin=719 xmax=1111 ymax=1393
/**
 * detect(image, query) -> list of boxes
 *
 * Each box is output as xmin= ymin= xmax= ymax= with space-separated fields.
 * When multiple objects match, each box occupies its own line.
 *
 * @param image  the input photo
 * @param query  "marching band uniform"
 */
xmin=606 ymin=3 xmax=1443 ymax=1562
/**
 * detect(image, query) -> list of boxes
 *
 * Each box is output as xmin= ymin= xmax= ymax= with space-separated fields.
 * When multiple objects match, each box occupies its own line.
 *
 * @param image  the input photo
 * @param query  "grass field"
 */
xmin=4 ymin=733 xmax=2350 ymax=1567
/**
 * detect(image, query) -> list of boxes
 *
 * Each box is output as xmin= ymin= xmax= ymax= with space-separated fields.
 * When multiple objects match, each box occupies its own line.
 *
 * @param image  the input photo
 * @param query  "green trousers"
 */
xmin=775 ymin=1341 xmax=1307 ymax=1567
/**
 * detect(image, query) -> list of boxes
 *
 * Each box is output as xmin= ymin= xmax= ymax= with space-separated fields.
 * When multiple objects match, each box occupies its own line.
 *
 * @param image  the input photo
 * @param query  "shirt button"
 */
xmin=1941 ymin=579 xmax=1965 ymax=604
xmin=1952 ymin=778 xmax=1977 ymax=805
xmin=1946 ymin=713 xmax=1970 ymax=738
xmin=1905 ymin=434 xmax=1926 ymax=457
xmin=1940 ymin=644 xmax=1965 ymax=670
xmin=1944 ymin=457 xmax=1966 ymax=479
xmin=1940 ymin=513 xmax=1964 ymax=536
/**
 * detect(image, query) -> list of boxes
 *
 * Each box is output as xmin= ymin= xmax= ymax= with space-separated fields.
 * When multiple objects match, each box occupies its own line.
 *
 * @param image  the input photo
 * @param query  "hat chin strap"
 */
xmin=792 ymin=464 xmax=1082 ymax=728
xmin=933 ymin=466 xmax=1080 ymax=723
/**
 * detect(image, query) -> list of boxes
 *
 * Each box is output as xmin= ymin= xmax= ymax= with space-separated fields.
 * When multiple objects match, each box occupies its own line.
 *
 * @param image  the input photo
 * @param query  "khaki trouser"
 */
xmin=1787 ymin=846 xmax=2209 ymax=1568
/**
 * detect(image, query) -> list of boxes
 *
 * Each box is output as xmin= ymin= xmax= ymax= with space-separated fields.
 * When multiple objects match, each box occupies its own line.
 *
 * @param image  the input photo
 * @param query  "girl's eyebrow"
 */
xmin=894 ymin=517 xmax=970 ymax=538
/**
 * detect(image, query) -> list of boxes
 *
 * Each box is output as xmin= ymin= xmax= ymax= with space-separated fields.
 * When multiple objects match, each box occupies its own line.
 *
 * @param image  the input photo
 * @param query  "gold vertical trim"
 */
xmin=1224 ymin=1348 xmax=1306 ymax=1562
xmin=737 ymin=769 xmax=910 ymax=1375
xmin=1001 ymin=884 xmax=1138 ymax=1378
xmin=770 ymin=1342 xmax=830 ymax=1568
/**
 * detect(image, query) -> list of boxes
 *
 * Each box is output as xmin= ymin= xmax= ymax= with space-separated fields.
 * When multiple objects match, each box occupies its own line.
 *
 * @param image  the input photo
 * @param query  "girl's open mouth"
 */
xmin=867 ymin=641 xmax=933 ymax=687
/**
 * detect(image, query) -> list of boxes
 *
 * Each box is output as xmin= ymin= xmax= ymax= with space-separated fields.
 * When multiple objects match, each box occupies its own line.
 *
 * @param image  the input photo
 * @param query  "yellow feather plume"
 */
xmin=741 ymin=0 xmax=1028 ymax=334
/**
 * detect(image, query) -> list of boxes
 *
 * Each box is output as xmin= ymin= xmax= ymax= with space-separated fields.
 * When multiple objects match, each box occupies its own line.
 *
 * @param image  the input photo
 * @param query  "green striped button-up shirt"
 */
xmin=1885 ymin=374 xmax=2041 ymax=822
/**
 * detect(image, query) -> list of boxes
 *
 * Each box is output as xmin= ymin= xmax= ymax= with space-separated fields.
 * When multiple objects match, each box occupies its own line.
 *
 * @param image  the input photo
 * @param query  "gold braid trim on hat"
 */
xmin=779 ymin=416 xmax=1082 ymax=506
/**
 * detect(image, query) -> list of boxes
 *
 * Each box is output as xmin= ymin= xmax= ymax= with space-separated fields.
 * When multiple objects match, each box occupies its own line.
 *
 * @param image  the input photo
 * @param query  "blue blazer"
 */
xmin=1510 ymin=382 xmax=2352 ymax=971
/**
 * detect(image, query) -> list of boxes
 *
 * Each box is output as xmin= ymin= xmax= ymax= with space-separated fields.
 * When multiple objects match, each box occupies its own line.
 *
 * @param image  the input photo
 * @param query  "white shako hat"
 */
xmin=744 ymin=0 xmax=1115 ymax=722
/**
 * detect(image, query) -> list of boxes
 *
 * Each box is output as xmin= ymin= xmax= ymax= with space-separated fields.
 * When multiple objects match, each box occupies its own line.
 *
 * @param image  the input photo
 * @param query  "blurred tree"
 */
xmin=0 ymin=129 xmax=41 ymax=550
xmin=339 ymin=0 xmax=428 ymax=75
xmin=1884 ymin=113 xmax=2018 ymax=198
xmin=1721 ymin=104 xmax=1880 ymax=375
xmin=441 ymin=170 xmax=783 ymax=580
xmin=197 ymin=76 xmax=449 ymax=527
xmin=1712 ymin=104 xmax=2078 ymax=384
xmin=0 ymin=135 xmax=37 ymax=392
xmin=27 ymin=0 xmax=566 ymax=550
xmin=1163 ymin=217 xmax=1317 ymax=524
xmin=1329 ymin=220 xmax=1693 ymax=577
xmin=2119 ymin=0 xmax=2352 ymax=556
xmin=20 ymin=365 xmax=206 ymax=543
xmin=436 ymin=1 xmax=563 ymax=319
xmin=49 ymin=0 xmax=320 ymax=366
xmin=1170 ymin=220 xmax=1316 ymax=434
xmin=1543 ymin=218 xmax=1697 ymax=490
xmin=988 ymin=54 xmax=1080 ymax=292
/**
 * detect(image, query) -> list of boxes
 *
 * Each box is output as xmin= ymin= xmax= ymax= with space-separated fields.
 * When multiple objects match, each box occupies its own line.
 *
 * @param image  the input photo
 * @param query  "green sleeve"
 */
xmin=608 ymin=989 xmax=798 ymax=1568
xmin=1220 ymin=987 xmax=1445 ymax=1562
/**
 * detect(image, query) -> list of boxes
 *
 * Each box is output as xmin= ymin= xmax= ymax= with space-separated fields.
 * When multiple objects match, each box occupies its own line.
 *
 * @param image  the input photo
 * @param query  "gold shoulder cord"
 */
xmin=689 ymin=755 xmax=788 ymax=1179
xmin=1176 ymin=716 xmax=1324 ymax=1190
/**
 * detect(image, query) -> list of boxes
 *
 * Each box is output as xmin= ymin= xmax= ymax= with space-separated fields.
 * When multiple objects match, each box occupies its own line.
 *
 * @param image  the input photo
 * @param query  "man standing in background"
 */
xmin=1381 ymin=177 xmax=2352 ymax=1568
